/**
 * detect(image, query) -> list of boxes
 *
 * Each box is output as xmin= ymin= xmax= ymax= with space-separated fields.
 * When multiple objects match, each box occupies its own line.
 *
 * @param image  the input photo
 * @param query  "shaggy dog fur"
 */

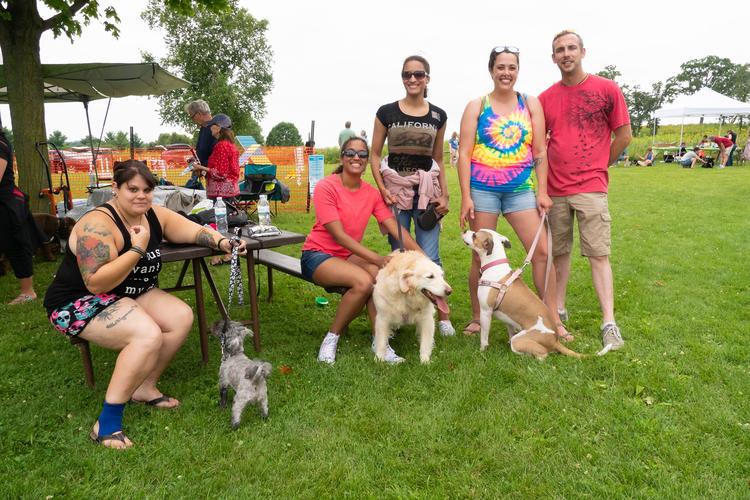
xmin=210 ymin=320 xmax=272 ymax=430
xmin=372 ymin=250 xmax=452 ymax=364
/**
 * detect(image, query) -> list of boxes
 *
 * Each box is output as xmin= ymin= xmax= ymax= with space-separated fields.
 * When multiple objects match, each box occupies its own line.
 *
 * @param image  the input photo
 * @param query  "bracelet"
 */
xmin=129 ymin=246 xmax=146 ymax=258
xmin=217 ymin=237 xmax=228 ymax=251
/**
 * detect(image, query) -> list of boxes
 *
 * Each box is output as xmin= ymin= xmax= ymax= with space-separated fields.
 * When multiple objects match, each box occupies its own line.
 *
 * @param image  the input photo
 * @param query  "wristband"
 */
xmin=129 ymin=246 xmax=146 ymax=258
xmin=217 ymin=237 xmax=228 ymax=251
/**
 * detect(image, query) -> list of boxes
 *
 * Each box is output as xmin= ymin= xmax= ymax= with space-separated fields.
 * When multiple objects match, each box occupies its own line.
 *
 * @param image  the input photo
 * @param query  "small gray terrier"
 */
xmin=211 ymin=319 xmax=272 ymax=430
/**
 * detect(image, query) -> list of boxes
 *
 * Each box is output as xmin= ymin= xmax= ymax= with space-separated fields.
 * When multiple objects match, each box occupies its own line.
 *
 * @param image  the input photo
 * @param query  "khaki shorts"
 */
xmin=549 ymin=192 xmax=611 ymax=257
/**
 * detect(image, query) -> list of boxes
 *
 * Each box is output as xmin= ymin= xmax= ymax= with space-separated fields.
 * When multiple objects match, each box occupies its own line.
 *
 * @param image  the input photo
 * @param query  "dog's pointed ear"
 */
xmin=399 ymin=270 xmax=415 ymax=293
xmin=482 ymin=234 xmax=494 ymax=255
xmin=502 ymin=237 xmax=511 ymax=249
xmin=245 ymin=365 xmax=259 ymax=380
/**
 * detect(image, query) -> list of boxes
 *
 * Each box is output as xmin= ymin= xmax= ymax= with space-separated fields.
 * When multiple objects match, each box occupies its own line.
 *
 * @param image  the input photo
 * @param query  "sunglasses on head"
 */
xmin=341 ymin=149 xmax=369 ymax=159
xmin=492 ymin=45 xmax=520 ymax=54
xmin=401 ymin=70 xmax=428 ymax=81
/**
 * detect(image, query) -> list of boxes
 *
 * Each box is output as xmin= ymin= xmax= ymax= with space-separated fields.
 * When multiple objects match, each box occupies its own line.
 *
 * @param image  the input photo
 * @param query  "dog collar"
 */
xmin=481 ymin=259 xmax=509 ymax=273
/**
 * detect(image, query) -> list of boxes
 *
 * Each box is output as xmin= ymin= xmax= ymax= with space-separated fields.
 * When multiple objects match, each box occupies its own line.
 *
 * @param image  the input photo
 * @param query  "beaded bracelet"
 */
xmin=129 ymin=246 xmax=146 ymax=258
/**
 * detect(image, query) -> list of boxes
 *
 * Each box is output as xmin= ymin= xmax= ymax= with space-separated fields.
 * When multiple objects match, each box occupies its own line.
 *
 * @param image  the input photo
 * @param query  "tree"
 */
xmin=0 ymin=0 xmax=228 ymax=211
xmin=596 ymin=65 xmax=621 ymax=82
xmin=2 ymin=126 xmax=14 ymax=144
xmin=142 ymin=0 xmax=273 ymax=144
xmin=266 ymin=122 xmax=302 ymax=147
xmin=150 ymin=131 xmax=194 ymax=147
xmin=666 ymin=56 xmax=750 ymax=101
xmin=47 ymin=130 xmax=68 ymax=148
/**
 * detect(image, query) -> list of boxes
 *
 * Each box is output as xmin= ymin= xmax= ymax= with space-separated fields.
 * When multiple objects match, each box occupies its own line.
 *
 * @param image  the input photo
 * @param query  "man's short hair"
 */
xmin=184 ymin=100 xmax=211 ymax=116
xmin=552 ymin=30 xmax=584 ymax=52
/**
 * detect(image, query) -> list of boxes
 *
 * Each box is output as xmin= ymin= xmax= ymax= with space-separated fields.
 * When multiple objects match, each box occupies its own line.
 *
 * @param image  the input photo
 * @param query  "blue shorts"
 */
xmin=301 ymin=250 xmax=334 ymax=281
xmin=470 ymin=187 xmax=537 ymax=215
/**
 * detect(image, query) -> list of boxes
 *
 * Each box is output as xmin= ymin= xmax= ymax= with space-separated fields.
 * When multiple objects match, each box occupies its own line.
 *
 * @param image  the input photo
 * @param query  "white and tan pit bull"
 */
xmin=463 ymin=229 xmax=609 ymax=359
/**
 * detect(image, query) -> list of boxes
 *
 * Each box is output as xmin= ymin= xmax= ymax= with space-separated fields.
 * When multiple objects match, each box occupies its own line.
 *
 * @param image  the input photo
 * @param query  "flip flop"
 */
xmin=556 ymin=324 xmax=575 ymax=342
xmin=130 ymin=394 xmax=180 ymax=409
xmin=89 ymin=427 xmax=131 ymax=449
xmin=462 ymin=319 xmax=481 ymax=336
xmin=8 ymin=294 xmax=36 ymax=305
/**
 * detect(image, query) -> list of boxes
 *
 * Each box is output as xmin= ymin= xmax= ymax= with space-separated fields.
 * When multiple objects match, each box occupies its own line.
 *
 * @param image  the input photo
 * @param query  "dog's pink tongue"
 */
xmin=435 ymin=296 xmax=450 ymax=314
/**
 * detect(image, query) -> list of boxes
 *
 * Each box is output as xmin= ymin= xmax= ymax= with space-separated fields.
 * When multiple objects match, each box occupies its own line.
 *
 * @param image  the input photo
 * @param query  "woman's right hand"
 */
xmin=459 ymin=197 xmax=475 ymax=231
xmin=129 ymin=224 xmax=150 ymax=251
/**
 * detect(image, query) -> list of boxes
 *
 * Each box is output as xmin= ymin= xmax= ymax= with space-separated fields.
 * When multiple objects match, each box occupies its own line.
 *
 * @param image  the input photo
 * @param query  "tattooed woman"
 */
xmin=44 ymin=160 xmax=246 ymax=449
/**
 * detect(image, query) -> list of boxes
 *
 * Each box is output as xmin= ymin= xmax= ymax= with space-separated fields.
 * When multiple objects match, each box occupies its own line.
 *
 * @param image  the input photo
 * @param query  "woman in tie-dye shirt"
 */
xmin=457 ymin=46 xmax=570 ymax=340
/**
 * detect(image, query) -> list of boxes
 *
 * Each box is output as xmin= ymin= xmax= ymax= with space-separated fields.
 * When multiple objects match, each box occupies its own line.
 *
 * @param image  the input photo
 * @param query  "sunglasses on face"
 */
xmin=342 ymin=149 xmax=369 ymax=159
xmin=492 ymin=45 xmax=520 ymax=54
xmin=401 ymin=70 xmax=428 ymax=81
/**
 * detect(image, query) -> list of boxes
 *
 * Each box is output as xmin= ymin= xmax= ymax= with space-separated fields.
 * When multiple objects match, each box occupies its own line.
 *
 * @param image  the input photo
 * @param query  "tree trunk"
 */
xmin=0 ymin=2 xmax=50 ymax=213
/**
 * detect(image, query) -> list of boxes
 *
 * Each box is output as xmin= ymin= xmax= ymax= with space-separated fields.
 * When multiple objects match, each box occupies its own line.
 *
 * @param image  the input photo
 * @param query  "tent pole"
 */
xmin=679 ymin=118 xmax=684 ymax=149
xmin=82 ymin=97 xmax=99 ymax=186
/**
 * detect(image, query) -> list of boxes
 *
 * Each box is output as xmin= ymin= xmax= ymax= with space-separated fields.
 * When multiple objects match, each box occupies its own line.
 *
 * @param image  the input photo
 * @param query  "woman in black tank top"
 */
xmin=43 ymin=160 xmax=247 ymax=449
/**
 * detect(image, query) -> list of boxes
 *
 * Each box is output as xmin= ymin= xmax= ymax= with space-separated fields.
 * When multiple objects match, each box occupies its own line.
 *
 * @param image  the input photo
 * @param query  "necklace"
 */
xmin=113 ymin=200 xmax=143 ymax=230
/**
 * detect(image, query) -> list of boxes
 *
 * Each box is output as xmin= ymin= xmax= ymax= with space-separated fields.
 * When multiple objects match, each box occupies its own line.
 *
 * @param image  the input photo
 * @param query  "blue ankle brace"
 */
xmin=97 ymin=401 xmax=125 ymax=436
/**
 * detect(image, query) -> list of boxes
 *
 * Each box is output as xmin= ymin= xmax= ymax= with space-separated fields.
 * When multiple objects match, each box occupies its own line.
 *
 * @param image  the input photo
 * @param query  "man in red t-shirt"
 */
xmin=538 ymin=30 xmax=632 ymax=351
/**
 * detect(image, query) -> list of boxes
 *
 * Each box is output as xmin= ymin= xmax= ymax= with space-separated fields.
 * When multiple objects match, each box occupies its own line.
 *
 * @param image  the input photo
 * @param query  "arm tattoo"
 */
xmin=82 ymin=222 xmax=111 ymax=238
xmin=77 ymin=235 xmax=112 ymax=285
xmin=196 ymin=228 xmax=217 ymax=249
xmin=105 ymin=304 xmax=137 ymax=329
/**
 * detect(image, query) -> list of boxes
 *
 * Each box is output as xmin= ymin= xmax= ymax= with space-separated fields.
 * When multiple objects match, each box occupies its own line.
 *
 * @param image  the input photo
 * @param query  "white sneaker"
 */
xmin=438 ymin=320 xmax=456 ymax=337
xmin=372 ymin=338 xmax=405 ymax=364
xmin=601 ymin=322 xmax=624 ymax=351
xmin=317 ymin=332 xmax=339 ymax=364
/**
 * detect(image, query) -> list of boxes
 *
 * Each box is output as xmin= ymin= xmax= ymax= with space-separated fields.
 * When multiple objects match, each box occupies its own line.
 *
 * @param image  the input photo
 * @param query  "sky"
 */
xmin=2 ymin=0 xmax=748 ymax=148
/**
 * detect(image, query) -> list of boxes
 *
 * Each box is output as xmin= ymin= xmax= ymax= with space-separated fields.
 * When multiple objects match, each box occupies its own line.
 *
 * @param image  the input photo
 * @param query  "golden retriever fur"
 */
xmin=372 ymin=250 xmax=452 ymax=364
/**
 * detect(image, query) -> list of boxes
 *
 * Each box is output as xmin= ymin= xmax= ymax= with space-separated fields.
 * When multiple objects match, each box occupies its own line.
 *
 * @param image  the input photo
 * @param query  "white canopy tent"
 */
xmin=652 ymin=88 xmax=750 ymax=146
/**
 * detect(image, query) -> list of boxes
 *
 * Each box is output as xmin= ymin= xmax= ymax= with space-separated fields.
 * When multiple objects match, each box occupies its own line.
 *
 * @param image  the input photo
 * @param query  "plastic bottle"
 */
xmin=257 ymin=194 xmax=271 ymax=227
xmin=214 ymin=196 xmax=228 ymax=234
xmin=88 ymin=164 xmax=97 ymax=188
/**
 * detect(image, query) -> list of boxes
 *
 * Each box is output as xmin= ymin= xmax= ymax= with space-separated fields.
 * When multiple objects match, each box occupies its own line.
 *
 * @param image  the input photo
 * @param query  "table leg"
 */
xmin=199 ymin=258 xmax=229 ymax=323
xmin=246 ymin=251 xmax=262 ymax=352
xmin=192 ymin=258 xmax=209 ymax=363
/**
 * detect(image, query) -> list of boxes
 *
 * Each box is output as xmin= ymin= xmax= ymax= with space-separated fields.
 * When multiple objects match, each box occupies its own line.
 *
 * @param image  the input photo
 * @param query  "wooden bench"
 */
xmin=254 ymin=249 xmax=348 ymax=301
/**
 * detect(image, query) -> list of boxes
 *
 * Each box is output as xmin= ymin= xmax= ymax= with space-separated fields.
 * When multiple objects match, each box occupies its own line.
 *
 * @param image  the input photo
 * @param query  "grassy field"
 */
xmin=1 ymin=160 xmax=749 ymax=497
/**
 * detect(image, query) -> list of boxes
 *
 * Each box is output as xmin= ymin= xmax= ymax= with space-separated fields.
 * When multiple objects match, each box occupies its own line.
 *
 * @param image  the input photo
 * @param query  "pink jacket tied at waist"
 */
xmin=380 ymin=157 xmax=442 ymax=211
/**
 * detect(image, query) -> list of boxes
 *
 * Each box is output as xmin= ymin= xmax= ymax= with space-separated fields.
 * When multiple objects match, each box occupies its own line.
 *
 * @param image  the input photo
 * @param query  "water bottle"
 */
xmin=88 ymin=164 xmax=97 ymax=188
xmin=214 ymin=197 xmax=228 ymax=234
xmin=257 ymin=194 xmax=271 ymax=227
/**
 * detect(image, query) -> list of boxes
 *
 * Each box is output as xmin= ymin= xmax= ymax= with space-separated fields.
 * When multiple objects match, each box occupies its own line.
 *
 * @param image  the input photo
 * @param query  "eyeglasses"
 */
xmin=492 ymin=45 xmax=520 ymax=54
xmin=401 ymin=70 xmax=428 ymax=81
xmin=342 ymin=149 xmax=369 ymax=159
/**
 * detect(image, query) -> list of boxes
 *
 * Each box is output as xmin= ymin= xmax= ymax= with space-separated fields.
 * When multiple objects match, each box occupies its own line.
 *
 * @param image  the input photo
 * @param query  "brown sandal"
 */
xmin=89 ymin=428 xmax=132 ymax=449
xmin=462 ymin=319 xmax=481 ymax=336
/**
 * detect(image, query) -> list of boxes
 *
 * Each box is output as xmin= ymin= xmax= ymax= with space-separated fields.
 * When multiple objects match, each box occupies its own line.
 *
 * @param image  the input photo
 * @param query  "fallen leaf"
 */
xmin=635 ymin=385 xmax=645 ymax=396
xmin=654 ymin=280 xmax=665 ymax=287
xmin=644 ymin=396 xmax=654 ymax=406
xmin=279 ymin=365 xmax=293 ymax=375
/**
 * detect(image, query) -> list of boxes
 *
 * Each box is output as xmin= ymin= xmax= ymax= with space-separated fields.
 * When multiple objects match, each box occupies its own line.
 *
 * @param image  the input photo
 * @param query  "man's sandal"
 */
xmin=130 ymin=394 xmax=180 ymax=409
xmin=462 ymin=319 xmax=481 ymax=336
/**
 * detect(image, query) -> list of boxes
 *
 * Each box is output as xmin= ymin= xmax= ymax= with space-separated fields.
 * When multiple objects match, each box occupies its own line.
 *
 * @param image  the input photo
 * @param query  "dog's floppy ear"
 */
xmin=482 ymin=233 xmax=494 ymax=255
xmin=501 ymin=237 xmax=511 ymax=249
xmin=399 ymin=269 xmax=415 ymax=293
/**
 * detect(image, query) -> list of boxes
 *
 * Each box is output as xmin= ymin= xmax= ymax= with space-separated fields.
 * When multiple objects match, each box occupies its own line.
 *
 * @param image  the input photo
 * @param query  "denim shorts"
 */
xmin=470 ymin=187 xmax=537 ymax=215
xmin=301 ymin=250 xmax=334 ymax=281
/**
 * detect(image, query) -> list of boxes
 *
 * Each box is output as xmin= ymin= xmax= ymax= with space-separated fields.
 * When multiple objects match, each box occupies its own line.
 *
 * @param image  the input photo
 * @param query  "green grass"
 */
xmin=1 ymin=162 xmax=749 ymax=497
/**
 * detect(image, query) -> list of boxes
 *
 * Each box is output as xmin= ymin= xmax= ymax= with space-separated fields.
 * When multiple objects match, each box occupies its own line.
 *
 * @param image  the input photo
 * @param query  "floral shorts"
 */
xmin=48 ymin=293 xmax=122 ymax=337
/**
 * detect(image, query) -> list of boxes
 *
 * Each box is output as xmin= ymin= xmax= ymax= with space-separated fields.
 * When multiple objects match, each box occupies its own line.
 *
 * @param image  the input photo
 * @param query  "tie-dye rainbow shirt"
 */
xmin=470 ymin=93 xmax=534 ymax=192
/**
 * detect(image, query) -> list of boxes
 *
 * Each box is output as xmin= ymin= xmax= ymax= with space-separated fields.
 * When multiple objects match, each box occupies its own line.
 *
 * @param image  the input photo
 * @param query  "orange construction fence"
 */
xmin=31 ymin=146 xmax=313 ymax=213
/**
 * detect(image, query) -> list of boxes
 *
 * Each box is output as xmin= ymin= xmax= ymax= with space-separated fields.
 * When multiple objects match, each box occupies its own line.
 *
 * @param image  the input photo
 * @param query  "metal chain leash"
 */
xmin=227 ymin=227 xmax=244 ymax=307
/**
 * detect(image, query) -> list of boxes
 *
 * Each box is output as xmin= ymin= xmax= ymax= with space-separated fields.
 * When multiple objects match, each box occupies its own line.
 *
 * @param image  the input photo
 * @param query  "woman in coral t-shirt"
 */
xmin=302 ymin=137 xmax=420 ymax=365
xmin=193 ymin=113 xmax=240 ymax=199
xmin=709 ymin=135 xmax=733 ymax=168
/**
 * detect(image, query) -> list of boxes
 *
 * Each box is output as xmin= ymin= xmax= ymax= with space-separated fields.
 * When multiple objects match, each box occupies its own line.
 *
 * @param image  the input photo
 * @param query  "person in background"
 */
xmin=725 ymin=130 xmax=737 ymax=166
xmin=448 ymin=131 xmax=459 ymax=167
xmin=678 ymin=147 xmax=707 ymax=168
xmin=457 ymin=45 xmax=569 ymax=340
xmin=741 ymin=130 xmax=750 ymax=162
xmin=302 ymin=137 xmax=421 ymax=365
xmin=0 ymin=128 xmax=45 ymax=304
xmin=709 ymin=135 xmax=733 ymax=168
xmin=338 ymin=121 xmax=357 ymax=147
xmin=635 ymin=147 xmax=655 ymax=166
xmin=360 ymin=129 xmax=368 ymax=141
xmin=44 ymin=160 xmax=246 ymax=449
xmin=370 ymin=54 xmax=455 ymax=337
xmin=184 ymin=100 xmax=216 ymax=188
xmin=539 ymin=30 xmax=632 ymax=351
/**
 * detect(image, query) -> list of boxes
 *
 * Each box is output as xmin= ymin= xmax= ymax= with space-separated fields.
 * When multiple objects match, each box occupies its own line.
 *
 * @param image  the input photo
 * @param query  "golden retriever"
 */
xmin=372 ymin=250 xmax=452 ymax=364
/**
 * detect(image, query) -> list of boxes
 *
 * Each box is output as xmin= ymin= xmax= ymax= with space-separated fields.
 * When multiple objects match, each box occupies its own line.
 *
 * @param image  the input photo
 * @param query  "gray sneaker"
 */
xmin=601 ymin=322 xmax=624 ymax=350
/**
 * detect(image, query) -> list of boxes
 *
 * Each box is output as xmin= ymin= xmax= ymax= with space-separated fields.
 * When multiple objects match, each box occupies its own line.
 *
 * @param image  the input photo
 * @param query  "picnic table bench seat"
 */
xmin=254 ymin=249 xmax=348 ymax=301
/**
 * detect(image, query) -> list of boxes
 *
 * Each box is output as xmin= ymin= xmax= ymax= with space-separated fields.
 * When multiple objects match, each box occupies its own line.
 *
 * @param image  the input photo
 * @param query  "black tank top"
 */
xmin=44 ymin=204 xmax=163 ymax=312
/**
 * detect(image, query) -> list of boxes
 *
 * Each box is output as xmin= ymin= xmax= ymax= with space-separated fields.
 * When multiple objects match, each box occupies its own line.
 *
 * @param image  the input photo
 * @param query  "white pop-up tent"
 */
xmin=652 ymin=88 xmax=750 ymax=146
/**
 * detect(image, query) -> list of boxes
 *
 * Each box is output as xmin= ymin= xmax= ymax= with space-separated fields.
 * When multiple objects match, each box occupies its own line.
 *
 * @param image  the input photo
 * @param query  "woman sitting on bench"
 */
xmin=301 ymin=137 xmax=421 ymax=365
